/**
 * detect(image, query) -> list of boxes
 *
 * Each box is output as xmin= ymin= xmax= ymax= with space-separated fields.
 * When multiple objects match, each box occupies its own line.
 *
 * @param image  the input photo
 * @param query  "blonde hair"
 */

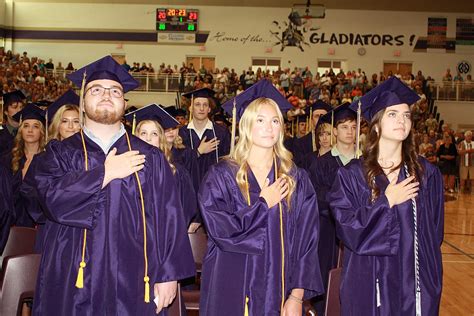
xmin=11 ymin=119 xmax=46 ymax=173
xmin=47 ymin=104 xmax=79 ymax=142
xmin=136 ymin=120 xmax=176 ymax=174
xmin=229 ymin=97 xmax=296 ymax=207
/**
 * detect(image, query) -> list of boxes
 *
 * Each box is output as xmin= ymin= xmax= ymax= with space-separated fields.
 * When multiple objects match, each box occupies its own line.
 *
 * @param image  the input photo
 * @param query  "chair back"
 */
xmin=325 ymin=267 xmax=342 ymax=316
xmin=188 ymin=232 xmax=208 ymax=272
xmin=0 ymin=254 xmax=41 ymax=316
xmin=167 ymin=283 xmax=183 ymax=316
xmin=1 ymin=227 xmax=37 ymax=269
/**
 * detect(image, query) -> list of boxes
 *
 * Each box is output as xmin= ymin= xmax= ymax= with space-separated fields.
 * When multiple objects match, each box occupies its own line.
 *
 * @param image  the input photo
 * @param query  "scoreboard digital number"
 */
xmin=156 ymin=8 xmax=199 ymax=32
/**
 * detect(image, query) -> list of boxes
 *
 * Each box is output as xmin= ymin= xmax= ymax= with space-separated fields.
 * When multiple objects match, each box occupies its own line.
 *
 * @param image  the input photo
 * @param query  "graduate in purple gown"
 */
xmin=0 ymin=90 xmax=26 ymax=158
xmin=292 ymin=101 xmax=332 ymax=167
xmin=200 ymin=80 xmax=324 ymax=316
xmin=178 ymin=88 xmax=231 ymax=184
xmin=4 ymin=104 xmax=46 ymax=228
xmin=21 ymin=90 xmax=81 ymax=253
xmin=328 ymin=77 xmax=444 ymax=316
xmin=163 ymin=106 xmax=201 ymax=208
xmin=31 ymin=56 xmax=194 ymax=315
xmin=125 ymin=103 xmax=198 ymax=227
xmin=307 ymin=103 xmax=357 ymax=315
xmin=0 ymin=163 xmax=14 ymax=255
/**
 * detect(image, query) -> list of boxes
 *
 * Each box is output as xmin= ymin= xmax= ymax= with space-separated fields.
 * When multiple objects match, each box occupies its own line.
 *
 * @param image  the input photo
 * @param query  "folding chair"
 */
xmin=181 ymin=232 xmax=208 ymax=311
xmin=0 ymin=254 xmax=41 ymax=316
xmin=167 ymin=283 xmax=183 ymax=316
xmin=325 ymin=267 xmax=342 ymax=316
xmin=1 ymin=227 xmax=37 ymax=270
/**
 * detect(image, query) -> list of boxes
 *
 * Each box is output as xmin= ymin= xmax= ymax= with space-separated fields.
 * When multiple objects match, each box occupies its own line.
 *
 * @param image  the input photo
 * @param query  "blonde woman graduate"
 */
xmin=199 ymin=80 xmax=324 ymax=316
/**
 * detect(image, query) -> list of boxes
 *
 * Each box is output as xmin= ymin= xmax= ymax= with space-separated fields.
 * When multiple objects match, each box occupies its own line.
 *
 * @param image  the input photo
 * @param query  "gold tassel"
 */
xmin=0 ymin=96 xmax=3 ymax=125
xmin=144 ymin=276 xmax=150 ymax=303
xmin=76 ymin=131 xmax=89 ymax=290
xmin=75 ymin=261 xmax=86 ymax=288
xmin=244 ymin=296 xmax=249 ymax=316
xmin=330 ymin=111 xmax=334 ymax=146
xmin=230 ymin=98 xmax=237 ymax=155
xmin=355 ymin=100 xmax=362 ymax=159
xmin=132 ymin=113 xmax=137 ymax=135
xmin=45 ymin=113 xmax=49 ymax=141
xmin=189 ymin=94 xmax=194 ymax=123
xmin=79 ymin=71 xmax=87 ymax=127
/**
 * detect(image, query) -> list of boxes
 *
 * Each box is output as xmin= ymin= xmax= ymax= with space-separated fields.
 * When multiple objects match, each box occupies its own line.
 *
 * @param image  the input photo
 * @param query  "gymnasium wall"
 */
xmin=3 ymin=2 xmax=474 ymax=82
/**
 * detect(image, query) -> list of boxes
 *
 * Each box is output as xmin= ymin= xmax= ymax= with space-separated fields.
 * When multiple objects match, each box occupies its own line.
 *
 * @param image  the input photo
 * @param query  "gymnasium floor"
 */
xmin=440 ymin=192 xmax=474 ymax=315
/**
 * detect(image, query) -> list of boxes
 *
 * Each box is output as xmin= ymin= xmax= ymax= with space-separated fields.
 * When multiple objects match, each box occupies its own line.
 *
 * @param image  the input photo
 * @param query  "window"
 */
xmin=186 ymin=56 xmax=215 ymax=72
xmin=317 ymin=60 xmax=345 ymax=76
xmin=251 ymin=58 xmax=281 ymax=73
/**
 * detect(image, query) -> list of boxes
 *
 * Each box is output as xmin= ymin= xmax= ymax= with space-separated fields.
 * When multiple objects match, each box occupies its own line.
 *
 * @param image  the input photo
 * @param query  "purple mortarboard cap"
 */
xmin=182 ymin=87 xmax=215 ymax=99
xmin=12 ymin=103 xmax=46 ymax=125
xmin=310 ymin=100 xmax=332 ymax=113
xmin=221 ymin=79 xmax=292 ymax=121
xmin=124 ymin=103 xmax=179 ymax=130
xmin=46 ymin=90 xmax=80 ymax=122
xmin=67 ymin=55 xmax=139 ymax=93
xmin=3 ymin=90 xmax=26 ymax=107
xmin=350 ymin=76 xmax=420 ymax=121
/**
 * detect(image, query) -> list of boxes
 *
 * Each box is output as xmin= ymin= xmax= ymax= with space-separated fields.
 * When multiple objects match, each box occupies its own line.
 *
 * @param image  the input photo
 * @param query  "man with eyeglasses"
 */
xmin=29 ymin=56 xmax=194 ymax=315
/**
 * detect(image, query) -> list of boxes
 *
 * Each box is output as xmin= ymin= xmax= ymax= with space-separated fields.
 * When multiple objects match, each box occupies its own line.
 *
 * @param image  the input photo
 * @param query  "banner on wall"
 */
xmin=157 ymin=33 xmax=196 ymax=44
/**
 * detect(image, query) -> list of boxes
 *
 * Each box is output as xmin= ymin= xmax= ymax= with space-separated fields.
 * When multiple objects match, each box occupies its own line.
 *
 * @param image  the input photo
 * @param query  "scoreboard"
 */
xmin=156 ymin=8 xmax=199 ymax=32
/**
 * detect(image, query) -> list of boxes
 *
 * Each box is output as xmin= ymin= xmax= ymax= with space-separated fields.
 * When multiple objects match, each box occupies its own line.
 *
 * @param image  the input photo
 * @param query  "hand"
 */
xmin=154 ymin=280 xmax=177 ymax=314
xmin=259 ymin=177 xmax=289 ymax=208
xmin=385 ymin=175 xmax=419 ymax=208
xmin=188 ymin=222 xmax=201 ymax=233
xmin=282 ymin=289 xmax=304 ymax=316
xmin=197 ymin=136 xmax=220 ymax=155
xmin=102 ymin=148 xmax=145 ymax=188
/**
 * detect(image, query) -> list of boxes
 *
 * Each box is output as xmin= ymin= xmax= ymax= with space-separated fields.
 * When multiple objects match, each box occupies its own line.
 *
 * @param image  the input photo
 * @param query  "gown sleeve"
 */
xmin=289 ymin=170 xmax=324 ymax=299
xmin=428 ymin=164 xmax=445 ymax=246
xmin=308 ymin=157 xmax=331 ymax=217
xmin=176 ymin=164 xmax=198 ymax=226
xmin=32 ymin=141 xmax=105 ymax=229
xmin=198 ymin=164 xmax=269 ymax=255
xmin=21 ymin=154 xmax=46 ymax=224
xmin=328 ymin=166 xmax=400 ymax=256
xmin=0 ymin=164 xmax=14 ymax=254
xmin=149 ymin=149 xmax=195 ymax=282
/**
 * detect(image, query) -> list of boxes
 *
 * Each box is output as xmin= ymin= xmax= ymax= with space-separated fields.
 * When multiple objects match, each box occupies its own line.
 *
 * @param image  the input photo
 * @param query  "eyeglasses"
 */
xmin=86 ymin=85 xmax=124 ymax=98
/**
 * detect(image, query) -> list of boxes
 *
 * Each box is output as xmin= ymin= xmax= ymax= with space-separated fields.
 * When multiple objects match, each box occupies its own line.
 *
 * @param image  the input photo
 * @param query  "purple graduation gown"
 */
xmin=174 ymin=162 xmax=198 ymax=226
xmin=293 ymin=131 xmax=317 ymax=167
xmin=172 ymin=147 xmax=201 ymax=194
xmin=0 ymin=125 xmax=15 ymax=158
xmin=198 ymin=160 xmax=324 ymax=315
xmin=307 ymin=151 xmax=342 ymax=313
xmin=21 ymin=153 xmax=48 ymax=253
xmin=31 ymin=132 xmax=195 ymax=316
xmin=0 ymin=163 xmax=14 ymax=255
xmin=179 ymin=122 xmax=231 ymax=183
xmin=328 ymin=157 xmax=444 ymax=316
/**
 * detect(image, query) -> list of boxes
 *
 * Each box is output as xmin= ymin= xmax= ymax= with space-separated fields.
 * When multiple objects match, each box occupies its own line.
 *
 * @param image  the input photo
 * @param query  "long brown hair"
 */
xmin=11 ymin=119 xmax=46 ymax=173
xmin=362 ymin=108 xmax=423 ymax=201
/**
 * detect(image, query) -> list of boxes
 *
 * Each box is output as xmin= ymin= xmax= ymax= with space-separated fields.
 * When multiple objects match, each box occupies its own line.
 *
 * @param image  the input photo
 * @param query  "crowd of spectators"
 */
xmin=0 ymin=49 xmax=74 ymax=103
xmin=2 ymin=49 xmax=473 ymax=193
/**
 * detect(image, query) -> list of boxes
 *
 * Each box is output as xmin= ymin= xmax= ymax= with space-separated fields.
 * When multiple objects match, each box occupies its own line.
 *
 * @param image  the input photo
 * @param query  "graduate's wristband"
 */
xmin=288 ymin=294 xmax=303 ymax=304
